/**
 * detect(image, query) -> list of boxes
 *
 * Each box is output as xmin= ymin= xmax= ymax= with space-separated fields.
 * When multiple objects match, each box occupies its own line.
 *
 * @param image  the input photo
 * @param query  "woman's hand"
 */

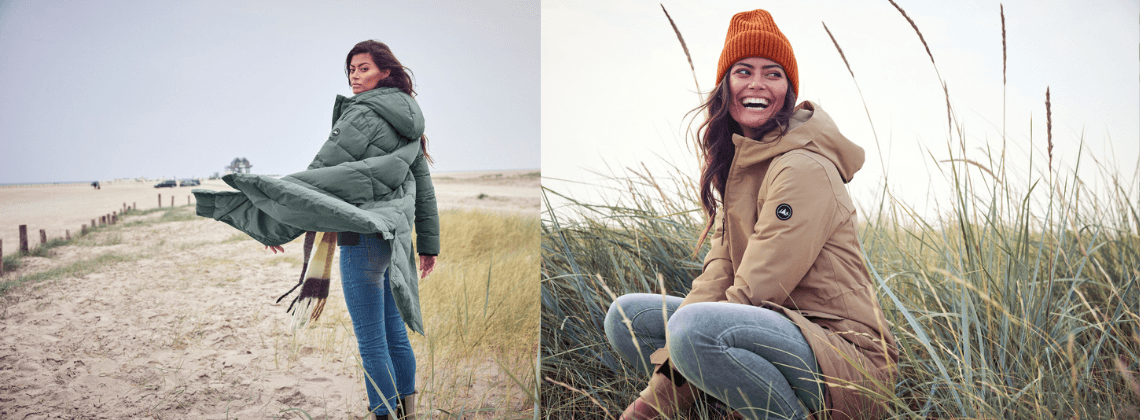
xmin=419 ymin=254 xmax=437 ymax=279
xmin=265 ymin=245 xmax=285 ymax=254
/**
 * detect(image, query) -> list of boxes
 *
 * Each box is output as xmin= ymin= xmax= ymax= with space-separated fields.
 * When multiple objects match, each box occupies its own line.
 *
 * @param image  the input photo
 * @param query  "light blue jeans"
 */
xmin=604 ymin=294 xmax=826 ymax=420
xmin=340 ymin=234 xmax=416 ymax=415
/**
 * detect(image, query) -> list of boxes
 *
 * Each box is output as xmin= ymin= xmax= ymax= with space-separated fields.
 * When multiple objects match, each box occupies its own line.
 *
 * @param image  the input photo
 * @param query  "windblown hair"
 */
xmin=691 ymin=72 xmax=797 ymax=249
xmin=345 ymin=40 xmax=434 ymax=164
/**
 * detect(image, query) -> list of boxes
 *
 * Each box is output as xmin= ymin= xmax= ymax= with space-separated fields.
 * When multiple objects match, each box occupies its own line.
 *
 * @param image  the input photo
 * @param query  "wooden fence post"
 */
xmin=112 ymin=211 xmax=117 ymax=224
xmin=65 ymin=230 xmax=70 ymax=240
xmin=187 ymin=196 xmax=191 ymax=205
xmin=19 ymin=225 xmax=28 ymax=254
xmin=39 ymin=229 xmax=46 ymax=246
xmin=0 ymin=239 xmax=3 ymax=276
xmin=133 ymin=202 xmax=136 ymax=210
xmin=82 ymin=224 xmax=87 ymax=235
xmin=91 ymin=219 xmax=96 ymax=229
xmin=170 ymin=196 xmax=174 ymax=207
xmin=158 ymin=194 xmax=162 ymax=208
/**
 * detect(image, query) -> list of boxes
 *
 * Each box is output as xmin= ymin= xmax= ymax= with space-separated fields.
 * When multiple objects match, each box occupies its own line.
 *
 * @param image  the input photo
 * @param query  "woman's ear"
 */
xmin=378 ymin=68 xmax=392 ymax=80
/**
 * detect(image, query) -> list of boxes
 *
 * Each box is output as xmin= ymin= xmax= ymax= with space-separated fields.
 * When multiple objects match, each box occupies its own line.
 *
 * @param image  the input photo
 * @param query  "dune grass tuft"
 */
xmin=0 ymin=252 xmax=138 ymax=295
xmin=280 ymin=208 xmax=540 ymax=417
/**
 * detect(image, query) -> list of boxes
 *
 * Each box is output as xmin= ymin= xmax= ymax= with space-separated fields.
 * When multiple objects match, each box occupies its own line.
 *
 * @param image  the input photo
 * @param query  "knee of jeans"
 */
xmin=664 ymin=305 xmax=705 ymax=371
xmin=603 ymin=299 xmax=626 ymax=344
xmin=666 ymin=303 xmax=709 ymax=339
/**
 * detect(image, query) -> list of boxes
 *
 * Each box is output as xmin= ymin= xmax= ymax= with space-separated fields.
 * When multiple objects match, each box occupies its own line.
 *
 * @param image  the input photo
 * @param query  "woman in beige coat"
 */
xmin=604 ymin=9 xmax=898 ymax=420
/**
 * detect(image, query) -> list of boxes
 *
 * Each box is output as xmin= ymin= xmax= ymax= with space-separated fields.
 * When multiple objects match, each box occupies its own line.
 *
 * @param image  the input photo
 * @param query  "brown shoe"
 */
xmin=620 ymin=367 xmax=696 ymax=420
xmin=395 ymin=394 xmax=415 ymax=420
xmin=621 ymin=397 xmax=668 ymax=420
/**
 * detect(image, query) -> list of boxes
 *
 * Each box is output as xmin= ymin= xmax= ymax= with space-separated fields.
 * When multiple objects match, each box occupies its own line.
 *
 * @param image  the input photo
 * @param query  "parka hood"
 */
xmin=340 ymin=87 xmax=426 ymax=140
xmin=731 ymin=101 xmax=864 ymax=183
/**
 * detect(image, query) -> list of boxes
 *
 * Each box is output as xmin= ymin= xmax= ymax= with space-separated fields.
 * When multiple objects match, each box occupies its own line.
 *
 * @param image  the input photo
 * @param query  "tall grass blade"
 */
xmin=660 ymin=4 xmax=701 ymax=100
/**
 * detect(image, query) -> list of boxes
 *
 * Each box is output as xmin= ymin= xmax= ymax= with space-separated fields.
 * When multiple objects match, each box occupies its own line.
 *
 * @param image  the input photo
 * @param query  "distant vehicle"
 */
xmin=154 ymin=180 xmax=177 ymax=188
xmin=179 ymin=179 xmax=200 ymax=187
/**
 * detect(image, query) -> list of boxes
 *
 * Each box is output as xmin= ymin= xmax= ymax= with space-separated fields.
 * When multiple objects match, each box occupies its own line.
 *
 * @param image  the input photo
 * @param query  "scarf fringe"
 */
xmin=277 ymin=231 xmax=337 ymax=327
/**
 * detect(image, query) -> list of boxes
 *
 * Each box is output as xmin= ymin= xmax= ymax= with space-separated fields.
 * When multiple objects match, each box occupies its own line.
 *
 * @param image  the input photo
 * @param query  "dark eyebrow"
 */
xmin=732 ymin=63 xmax=783 ymax=71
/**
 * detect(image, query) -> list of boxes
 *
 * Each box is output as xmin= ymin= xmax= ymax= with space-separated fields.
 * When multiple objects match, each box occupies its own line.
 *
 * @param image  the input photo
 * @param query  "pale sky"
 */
xmin=0 ymin=0 xmax=539 ymax=184
xmin=542 ymin=0 xmax=1139 ymax=219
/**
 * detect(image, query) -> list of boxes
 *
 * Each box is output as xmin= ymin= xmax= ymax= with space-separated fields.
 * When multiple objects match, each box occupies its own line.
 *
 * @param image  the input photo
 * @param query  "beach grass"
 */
xmin=540 ymin=151 xmax=1139 ymax=419
xmin=273 ymin=208 xmax=540 ymax=417
xmin=539 ymin=4 xmax=1139 ymax=419
xmin=0 ymin=251 xmax=138 ymax=296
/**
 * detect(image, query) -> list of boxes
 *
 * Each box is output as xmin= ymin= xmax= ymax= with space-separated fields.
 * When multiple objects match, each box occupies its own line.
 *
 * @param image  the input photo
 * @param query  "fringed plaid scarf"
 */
xmin=276 ymin=231 xmax=337 ymax=326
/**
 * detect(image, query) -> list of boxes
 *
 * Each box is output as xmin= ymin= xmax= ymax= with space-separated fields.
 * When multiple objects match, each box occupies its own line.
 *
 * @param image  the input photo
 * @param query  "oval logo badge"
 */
xmin=331 ymin=128 xmax=340 ymax=136
xmin=775 ymin=203 xmax=792 ymax=220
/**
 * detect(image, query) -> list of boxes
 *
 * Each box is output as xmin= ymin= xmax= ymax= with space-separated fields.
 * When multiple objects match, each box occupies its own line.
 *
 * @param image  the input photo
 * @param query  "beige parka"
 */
xmin=650 ymin=101 xmax=899 ymax=420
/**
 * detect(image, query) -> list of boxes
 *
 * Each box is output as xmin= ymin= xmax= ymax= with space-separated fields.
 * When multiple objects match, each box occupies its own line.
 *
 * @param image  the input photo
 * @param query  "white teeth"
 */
xmin=743 ymin=98 xmax=769 ymax=108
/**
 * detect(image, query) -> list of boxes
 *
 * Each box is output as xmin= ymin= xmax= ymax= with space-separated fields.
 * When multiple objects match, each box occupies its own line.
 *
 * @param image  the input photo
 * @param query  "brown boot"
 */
xmin=621 ymin=364 xmax=696 ymax=420
xmin=395 ymin=394 xmax=415 ymax=420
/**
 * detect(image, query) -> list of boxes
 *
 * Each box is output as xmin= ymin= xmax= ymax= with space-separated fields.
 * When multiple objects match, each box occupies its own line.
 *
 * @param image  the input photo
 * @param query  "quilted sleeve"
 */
xmin=410 ymin=151 xmax=440 ymax=255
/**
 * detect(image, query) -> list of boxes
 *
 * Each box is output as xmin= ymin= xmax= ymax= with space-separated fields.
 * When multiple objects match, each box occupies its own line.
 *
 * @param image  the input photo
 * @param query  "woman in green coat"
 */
xmin=195 ymin=40 xmax=440 ymax=420
xmin=331 ymin=40 xmax=438 ymax=420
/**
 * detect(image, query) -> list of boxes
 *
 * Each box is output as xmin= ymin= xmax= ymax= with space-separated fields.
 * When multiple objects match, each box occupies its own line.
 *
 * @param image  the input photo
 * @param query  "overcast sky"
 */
xmin=543 ymin=0 xmax=1139 ymax=219
xmin=0 ymin=0 xmax=539 ymax=184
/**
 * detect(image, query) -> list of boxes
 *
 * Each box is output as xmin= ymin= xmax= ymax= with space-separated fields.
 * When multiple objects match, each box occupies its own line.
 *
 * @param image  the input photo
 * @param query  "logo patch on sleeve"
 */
xmin=775 ymin=203 xmax=793 ymax=220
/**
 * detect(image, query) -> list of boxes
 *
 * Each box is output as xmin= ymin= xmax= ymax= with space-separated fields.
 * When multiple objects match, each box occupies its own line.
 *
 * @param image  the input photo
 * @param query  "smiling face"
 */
xmin=727 ymin=57 xmax=789 ymax=139
xmin=348 ymin=53 xmax=391 ymax=94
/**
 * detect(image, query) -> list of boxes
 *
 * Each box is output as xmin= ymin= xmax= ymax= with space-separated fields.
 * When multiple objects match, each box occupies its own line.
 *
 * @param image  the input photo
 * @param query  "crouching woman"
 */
xmin=604 ymin=9 xmax=898 ymax=420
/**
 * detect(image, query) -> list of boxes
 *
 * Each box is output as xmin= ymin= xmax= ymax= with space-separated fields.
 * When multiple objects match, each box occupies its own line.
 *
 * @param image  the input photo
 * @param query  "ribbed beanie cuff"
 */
xmin=716 ymin=9 xmax=798 ymax=96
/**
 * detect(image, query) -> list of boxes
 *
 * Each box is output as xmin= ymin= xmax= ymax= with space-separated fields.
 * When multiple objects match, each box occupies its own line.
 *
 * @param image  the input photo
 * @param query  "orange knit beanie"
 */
xmin=716 ymin=9 xmax=798 ymax=96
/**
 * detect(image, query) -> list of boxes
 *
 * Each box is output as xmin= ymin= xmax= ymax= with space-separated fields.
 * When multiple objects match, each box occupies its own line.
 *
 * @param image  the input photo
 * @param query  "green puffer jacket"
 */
xmin=192 ymin=87 xmax=440 ymax=334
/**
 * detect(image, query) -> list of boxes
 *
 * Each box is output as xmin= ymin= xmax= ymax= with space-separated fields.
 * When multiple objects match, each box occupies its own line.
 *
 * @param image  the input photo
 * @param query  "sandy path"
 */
xmin=1 ymin=215 xmax=348 ymax=419
xmin=0 ymin=171 xmax=538 ymax=419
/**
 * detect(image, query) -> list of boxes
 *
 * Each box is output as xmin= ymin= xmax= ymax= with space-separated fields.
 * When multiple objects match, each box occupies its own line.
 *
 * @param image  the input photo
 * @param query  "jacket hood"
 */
xmin=731 ymin=101 xmax=864 ymax=183
xmin=343 ymin=87 xmax=426 ymax=140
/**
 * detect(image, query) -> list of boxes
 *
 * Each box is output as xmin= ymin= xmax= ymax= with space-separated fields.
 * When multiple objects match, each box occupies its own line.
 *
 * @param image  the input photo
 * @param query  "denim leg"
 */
xmin=340 ymin=236 xmax=398 ymax=414
xmin=604 ymin=293 xmax=684 ymax=375
xmin=667 ymin=303 xmax=825 ymax=420
xmin=380 ymin=266 xmax=417 ymax=397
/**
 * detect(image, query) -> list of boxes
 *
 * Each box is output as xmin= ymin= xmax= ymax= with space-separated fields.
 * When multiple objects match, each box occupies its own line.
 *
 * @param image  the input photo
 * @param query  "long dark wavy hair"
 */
xmin=345 ymin=40 xmax=433 ymax=164
xmin=690 ymin=71 xmax=797 ymax=249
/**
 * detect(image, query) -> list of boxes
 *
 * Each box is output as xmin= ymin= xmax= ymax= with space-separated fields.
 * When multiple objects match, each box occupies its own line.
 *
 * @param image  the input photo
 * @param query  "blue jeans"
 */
xmin=340 ymin=234 xmax=416 ymax=415
xmin=604 ymin=294 xmax=825 ymax=420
